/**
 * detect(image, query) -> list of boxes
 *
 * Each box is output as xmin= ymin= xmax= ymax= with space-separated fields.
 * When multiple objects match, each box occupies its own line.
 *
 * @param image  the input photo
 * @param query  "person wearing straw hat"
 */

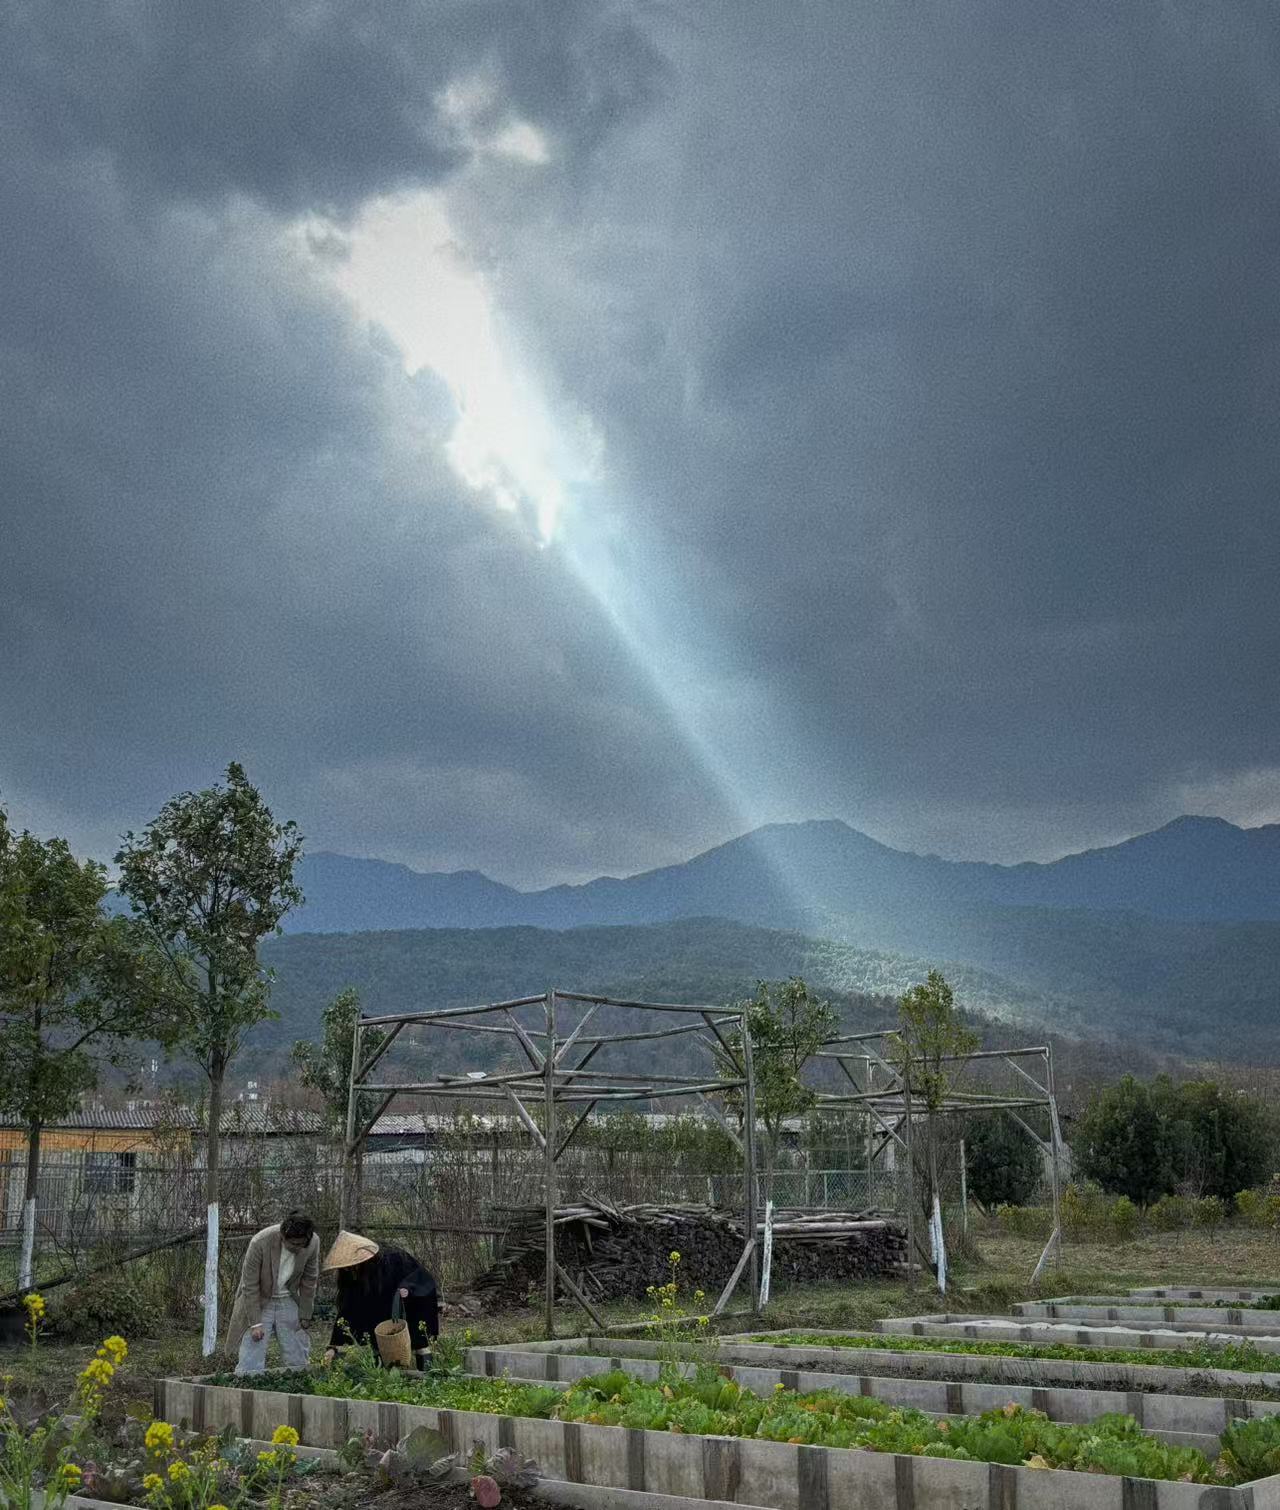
xmin=321 ymin=1229 xmax=439 ymax=1369
xmin=226 ymin=1209 xmax=320 ymax=1375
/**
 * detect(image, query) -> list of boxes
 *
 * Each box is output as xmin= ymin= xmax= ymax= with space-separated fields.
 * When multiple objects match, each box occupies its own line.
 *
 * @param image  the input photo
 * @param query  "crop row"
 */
xmin=212 ymin=1360 xmax=1280 ymax=1485
xmin=746 ymin=1331 xmax=1278 ymax=1371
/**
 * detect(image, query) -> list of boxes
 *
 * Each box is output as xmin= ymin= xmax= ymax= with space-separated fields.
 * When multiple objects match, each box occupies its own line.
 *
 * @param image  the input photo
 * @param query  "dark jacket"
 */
xmin=330 ymin=1246 xmax=439 ymax=1354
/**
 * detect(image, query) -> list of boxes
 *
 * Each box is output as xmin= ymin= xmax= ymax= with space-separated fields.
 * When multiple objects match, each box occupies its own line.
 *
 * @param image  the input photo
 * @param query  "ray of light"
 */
xmin=301 ymin=192 xmax=813 ymax=908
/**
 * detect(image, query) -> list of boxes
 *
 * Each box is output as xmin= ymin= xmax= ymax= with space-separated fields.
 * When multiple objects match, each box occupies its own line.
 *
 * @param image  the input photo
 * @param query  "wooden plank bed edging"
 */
xmin=155 ymin=1377 xmax=1280 ymax=1510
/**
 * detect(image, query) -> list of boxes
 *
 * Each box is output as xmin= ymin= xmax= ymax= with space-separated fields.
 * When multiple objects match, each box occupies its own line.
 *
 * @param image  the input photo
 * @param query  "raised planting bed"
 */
xmin=708 ymin=1330 xmax=1280 ymax=1396
xmin=1131 ymin=1289 xmax=1280 ymax=1303
xmin=872 ymin=1314 xmax=1280 ymax=1354
xmin=462 ymin=1342 xmax=1280 ymax=1454
xmin=157 ymin=1368 xmax=1280 ymax=1510
xmin=1014 ymin=1303 xmax=1280 ymax=1330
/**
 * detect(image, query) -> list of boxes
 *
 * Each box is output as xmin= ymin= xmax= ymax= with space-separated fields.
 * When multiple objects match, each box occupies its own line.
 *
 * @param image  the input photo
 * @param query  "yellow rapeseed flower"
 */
xmin=142 ymin=1473 xmax=164 ymax=1492
xmin=101 ymin=1335 xmax=128 ymax=1364
xmin=145 ymin=1420 xmax=175 ymax=1454
xmin=270 ymin=1424 xmax=299 ymax=1446
xmin=167 ymin=1459 xmax=189 ymax=1482
xmin=58 ymin=1463 xmax=83 ymax=1485
xmin=669 ymin=1251 xmax=680 ymax=1264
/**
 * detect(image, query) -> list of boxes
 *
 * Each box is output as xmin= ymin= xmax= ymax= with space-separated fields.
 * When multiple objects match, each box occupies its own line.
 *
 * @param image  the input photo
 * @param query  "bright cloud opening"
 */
xmin=301 ymin=191 xmax=593 ymax=544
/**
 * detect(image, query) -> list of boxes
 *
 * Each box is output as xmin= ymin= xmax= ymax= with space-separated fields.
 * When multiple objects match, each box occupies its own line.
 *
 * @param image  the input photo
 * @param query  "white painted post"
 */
xmin=18 ymin=1198 xmax=36 ymax=1292
xmin=932 ymin=1191 xmax=947 ymax=1295
xmin=201 ymin=1203 xmax=220 ymax=1355
xmin=759 ymin=1199 xmax=775 ymax=1309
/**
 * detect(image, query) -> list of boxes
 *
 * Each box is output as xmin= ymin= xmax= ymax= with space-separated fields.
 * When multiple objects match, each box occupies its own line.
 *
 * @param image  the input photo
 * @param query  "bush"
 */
xmin=59 ymin=1275 xmax=150 ymax=1341
xmin=964 ymin=1112 xmax=1044 ymax=1208
xmin=1234 ymin=1188 xmax=1280 ymax=1229
xmin=1149 ymin=1194 xmax=1194 ymax=1231
xmin=1193 ymin=1196 xmax=1227 ymax=1235
xmin=995 ymin=1204 xmax=1051 ymax=1239
xmin=1110 ymin=1195 xmax=1139 ymax=1240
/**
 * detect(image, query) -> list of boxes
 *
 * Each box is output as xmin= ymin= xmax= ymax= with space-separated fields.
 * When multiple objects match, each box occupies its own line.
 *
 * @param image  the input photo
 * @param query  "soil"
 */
xmin=296 ymin=1477 xmax=545 ymax=1510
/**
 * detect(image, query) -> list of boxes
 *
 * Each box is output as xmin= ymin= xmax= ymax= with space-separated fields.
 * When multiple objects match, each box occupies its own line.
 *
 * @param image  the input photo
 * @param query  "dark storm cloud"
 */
xmin=0 ymin=2 xmax=732 ymax=885
xmin=2 ymin=0 xmax=666 ymax=216
xmin=4 ymin=0 xmax=1279 ymax=884
xmin=456 ymin=0 xmax=1280 ymax=857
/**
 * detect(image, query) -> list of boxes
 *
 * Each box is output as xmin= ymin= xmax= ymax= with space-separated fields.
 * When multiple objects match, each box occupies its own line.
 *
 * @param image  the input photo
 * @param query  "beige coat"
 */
xmin=224 ymin=1224 xmax=320 ymax=1355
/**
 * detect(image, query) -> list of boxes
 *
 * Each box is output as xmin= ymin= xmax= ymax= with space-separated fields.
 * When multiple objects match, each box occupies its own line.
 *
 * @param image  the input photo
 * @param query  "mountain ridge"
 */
xmin=288 ymin=813 xmax=1280 ymax=934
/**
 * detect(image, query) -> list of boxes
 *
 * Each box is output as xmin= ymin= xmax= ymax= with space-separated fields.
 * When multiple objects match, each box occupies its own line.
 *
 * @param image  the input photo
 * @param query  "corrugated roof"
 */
xmin=0 ymin=1104 xmax=198 ymax=1131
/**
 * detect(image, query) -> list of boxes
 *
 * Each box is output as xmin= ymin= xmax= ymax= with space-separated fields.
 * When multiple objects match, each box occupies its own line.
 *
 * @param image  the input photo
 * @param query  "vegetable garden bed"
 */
xmin=706 ymin=1329 xmax=1280 ymax=1395
xmin=1130 ymin=1289 xmax=1280 ymax=1303
xmin=1013 ymin=1303 xmax=1280 ymax=1329
xmin=157 ymin=1370 xmax=1280 ymax=1510
xmin=461 ymin=1341 xmax=1280 ymax=1453
xmin=871 ymin=1314 xmax=1280 ymax=1354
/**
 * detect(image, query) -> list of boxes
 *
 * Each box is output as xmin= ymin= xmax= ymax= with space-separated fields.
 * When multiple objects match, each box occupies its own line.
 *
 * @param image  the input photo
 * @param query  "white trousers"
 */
xmin=235 ymin=1296 xmax=310 ymax=1375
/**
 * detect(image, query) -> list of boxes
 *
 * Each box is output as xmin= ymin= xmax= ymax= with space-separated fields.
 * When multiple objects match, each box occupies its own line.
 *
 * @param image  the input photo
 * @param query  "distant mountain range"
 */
xmin=289 ymin=815 xmax=1280 ymax=933
xmin=267 ymin=817 xmax=1280 ymax=1059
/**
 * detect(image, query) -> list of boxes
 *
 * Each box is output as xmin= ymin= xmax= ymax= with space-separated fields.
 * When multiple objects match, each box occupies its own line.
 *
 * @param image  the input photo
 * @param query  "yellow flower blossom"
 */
xmin=145 ymin=1420 xmax=175 ymax=1454
xmin=100 ymin=1335 xmax=128 ymax=1364
xmin=270 ymin=1424 xmax=300 ymax=1446
xmin=168 ymin=1460 xmax=190 ymax=1482
xmin=142 ymin=1473 xmax=164 ymax=1492
xmin=58 ymin=1463 xmax=83 ymax=1485
xmin=669 ymin=1251 xmax=680 ymax=1264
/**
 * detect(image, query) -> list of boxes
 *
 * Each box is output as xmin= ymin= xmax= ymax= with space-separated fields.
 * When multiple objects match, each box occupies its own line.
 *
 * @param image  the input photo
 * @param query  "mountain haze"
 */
xmin=290 ymin=815 xmax=1280 ymax=934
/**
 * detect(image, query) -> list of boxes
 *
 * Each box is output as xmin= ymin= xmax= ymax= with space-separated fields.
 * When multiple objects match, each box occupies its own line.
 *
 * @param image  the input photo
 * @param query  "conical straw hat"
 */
xmin=323 ymin=1229 xmax=380 ymax=1271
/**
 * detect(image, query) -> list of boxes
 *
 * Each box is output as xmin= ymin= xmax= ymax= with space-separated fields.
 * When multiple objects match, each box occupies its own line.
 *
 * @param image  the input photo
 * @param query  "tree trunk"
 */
xmin=18 ymin=1118 xmax=41 ymax=1292
xmin=202 ymin=1063 xmax=224 ymax=1356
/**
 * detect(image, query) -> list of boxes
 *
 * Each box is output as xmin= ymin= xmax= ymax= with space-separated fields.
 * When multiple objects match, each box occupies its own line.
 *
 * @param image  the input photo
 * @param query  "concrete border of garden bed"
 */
xmin=872 ymin=1315 xmax=1280 ymax=1353
xmin=154 ymin=1376 xmax=1280 ymax=1510
xmin=1013 ymin=1303 xmax=1280 ymax=1330
xmin=461 ymin=1343 xmax=1280 ymax=1454
xmin=1130 ymin=1289 xmax=1280 ymax=1303
xmin=706 ymin=1330 xmax=1280 ymax=1394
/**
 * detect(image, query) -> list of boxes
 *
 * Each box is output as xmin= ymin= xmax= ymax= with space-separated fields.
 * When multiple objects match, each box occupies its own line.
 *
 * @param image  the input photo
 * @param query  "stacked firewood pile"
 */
xmin=469 ymin=1200 xmax=906 ymax=1310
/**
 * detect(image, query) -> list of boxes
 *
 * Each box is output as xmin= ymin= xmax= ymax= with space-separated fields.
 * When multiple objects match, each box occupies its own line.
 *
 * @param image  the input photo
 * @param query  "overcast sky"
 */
xmin=3 ymin=1 xmax=1279 ymax=887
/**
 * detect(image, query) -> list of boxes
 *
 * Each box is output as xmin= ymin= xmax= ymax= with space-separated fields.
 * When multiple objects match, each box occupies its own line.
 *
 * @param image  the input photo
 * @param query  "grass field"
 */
xmin=4 ymin=1225 xmax=1279 ymax=1412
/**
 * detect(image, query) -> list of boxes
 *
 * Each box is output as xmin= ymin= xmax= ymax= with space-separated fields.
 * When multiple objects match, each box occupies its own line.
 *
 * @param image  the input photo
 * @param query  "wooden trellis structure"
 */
xmin=340 ymin=989 xmax=760 ymax=1336
xmin=810 ymin=1034 xmax=1065 ymax=1288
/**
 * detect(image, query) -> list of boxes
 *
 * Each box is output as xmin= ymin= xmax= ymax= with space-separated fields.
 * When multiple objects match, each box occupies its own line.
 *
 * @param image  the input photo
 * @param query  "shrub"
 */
xmin=1150 ymin=1194 xmax=1194 ymax=1231
xmin=995 ymin=1204 xmax=1051 ymax=1239
xmin=1110 ymin=1195 xmax=1139 ymax=1240
xmin=1234 ymin=1189 xmax=1280 ymax=1229
xmin=964 ymin=1112 xmax=1044 ymax=1209
xmin=1193 ymin=1196 xmax=1227 ymax=1235
xmin=60 ymin=1276 xmax=150 ymax=1342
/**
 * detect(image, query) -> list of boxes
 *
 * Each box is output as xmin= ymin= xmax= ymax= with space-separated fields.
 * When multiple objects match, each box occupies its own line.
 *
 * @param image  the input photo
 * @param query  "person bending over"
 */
xmin=321 ymin=1229 xmax=439 ymax=1369
xmin=227 ymin=1209 xmax=320 ymax=1375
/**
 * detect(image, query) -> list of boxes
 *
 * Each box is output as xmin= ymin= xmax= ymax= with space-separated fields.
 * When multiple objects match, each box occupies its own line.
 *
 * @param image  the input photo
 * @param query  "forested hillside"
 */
xmin=256 ymin=917 xmax=1189 ymax=1100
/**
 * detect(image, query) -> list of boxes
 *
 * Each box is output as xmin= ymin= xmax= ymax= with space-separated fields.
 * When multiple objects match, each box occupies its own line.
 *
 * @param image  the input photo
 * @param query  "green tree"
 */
xmin=717 ymin=978 xmax=838 ymax=1203
xmin=963 ymin=1110 xmax=1043 ymax=1209
xmin=292 ymin=987 xmax=385 ymax=1223
xmin=116 ymin=763 xmax=303 ymax=1353
xmin=0 ymin=809 xmax=169 ymax=1287
xmin=889 ymin=970 xmax=978 ymax=1279
xmin=1153 ymin=1077 xmax=1273 ymax=1201
xmin=1073 ymin=1076 xmax=1175 ymax=1205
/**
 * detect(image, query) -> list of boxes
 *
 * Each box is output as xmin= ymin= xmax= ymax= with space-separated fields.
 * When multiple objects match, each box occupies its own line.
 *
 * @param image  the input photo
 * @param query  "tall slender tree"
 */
xmin=292 ymin=987 xmax=387 ymax=1225
xmin=0 ymin=809 xmax=169 ymax=1288
xmin=889 ymin=969 xmax=978 ymax=1288
xmin=716 ymin=978 xmax=838 ymax=1203
xmin=116 ymin=763 xmax=302 ymax=1354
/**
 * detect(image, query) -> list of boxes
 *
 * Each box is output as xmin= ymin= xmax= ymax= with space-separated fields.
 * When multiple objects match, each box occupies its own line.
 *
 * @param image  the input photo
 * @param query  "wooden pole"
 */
xmin=543 ymin=988 xmax=558 ymax=1339
xmin=904 ymin=1078 xmax=915 ymax=1292
xmin=339 ymin=1017 xmax=363 ymax=1230
xmin=741 ymin=1012 xmax=760 ymax=1312
xmin=1046 ymin=1044 xmax=1063 ymax=1268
